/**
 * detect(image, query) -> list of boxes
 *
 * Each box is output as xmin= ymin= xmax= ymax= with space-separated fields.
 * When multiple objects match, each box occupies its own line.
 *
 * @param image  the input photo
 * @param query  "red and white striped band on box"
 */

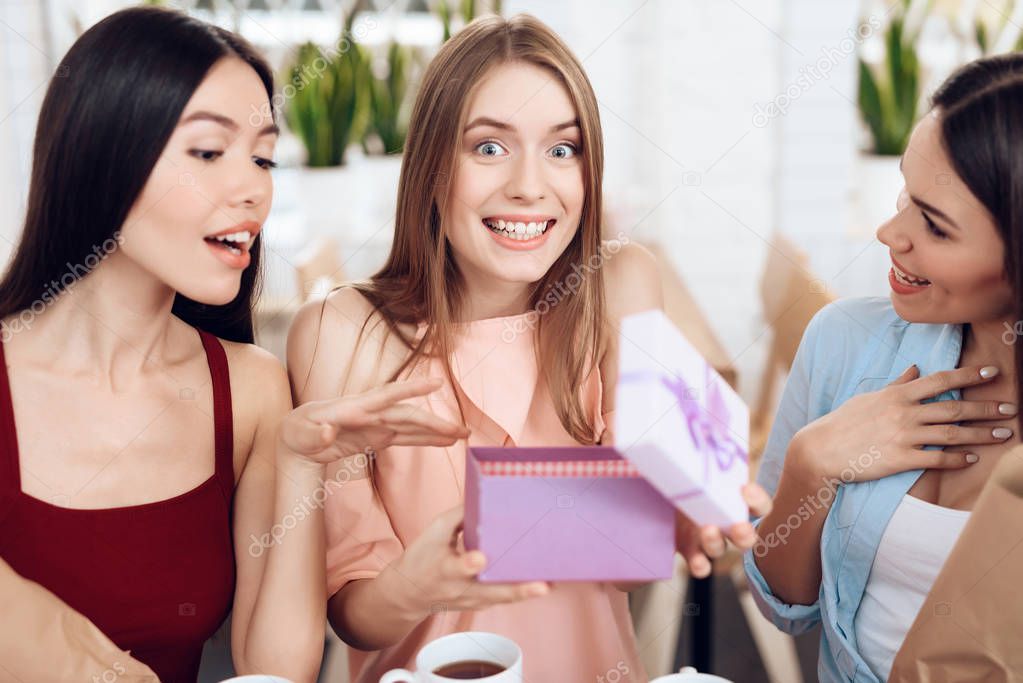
xmin=478 ymin=460 xmax=641 ymax=478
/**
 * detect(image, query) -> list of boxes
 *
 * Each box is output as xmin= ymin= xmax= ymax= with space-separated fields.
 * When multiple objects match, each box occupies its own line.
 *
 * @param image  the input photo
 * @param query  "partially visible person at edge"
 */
xmin=0 ymin=7 xmax=464 ymax=682
xmin=747 ymin=53 xmax=1023 ymax=682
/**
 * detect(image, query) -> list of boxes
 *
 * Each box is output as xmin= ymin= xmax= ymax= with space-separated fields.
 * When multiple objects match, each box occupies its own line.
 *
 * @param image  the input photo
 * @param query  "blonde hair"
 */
xmin=354 ymin=13 xmax=606 ymax=444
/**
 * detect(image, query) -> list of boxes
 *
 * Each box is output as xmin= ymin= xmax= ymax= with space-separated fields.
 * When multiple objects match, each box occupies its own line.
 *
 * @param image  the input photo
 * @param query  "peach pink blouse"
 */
xmin=324 ymin=312 xmax=646 ymax=682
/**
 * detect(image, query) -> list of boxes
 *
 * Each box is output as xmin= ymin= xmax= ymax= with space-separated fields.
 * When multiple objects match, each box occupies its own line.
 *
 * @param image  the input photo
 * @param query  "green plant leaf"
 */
xmin=858 ymin=59 xmax=885 ymax=154
xmin=857 ymin=9 xmax=923 ymax=155
xmin=284 ymin=38 xmax=366 ymax=167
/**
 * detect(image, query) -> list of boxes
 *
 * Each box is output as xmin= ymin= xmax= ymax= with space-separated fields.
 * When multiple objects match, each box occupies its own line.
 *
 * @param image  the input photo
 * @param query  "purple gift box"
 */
xmin=464 ymin=446 xmax=676 ymax=583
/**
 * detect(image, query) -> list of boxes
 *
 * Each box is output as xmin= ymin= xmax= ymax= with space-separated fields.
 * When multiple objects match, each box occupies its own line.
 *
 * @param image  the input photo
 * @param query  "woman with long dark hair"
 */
xmin=0 ymin=7 xmax=466 ymax=681
xmin=747 ymin=53 xmax=1023 ymax=682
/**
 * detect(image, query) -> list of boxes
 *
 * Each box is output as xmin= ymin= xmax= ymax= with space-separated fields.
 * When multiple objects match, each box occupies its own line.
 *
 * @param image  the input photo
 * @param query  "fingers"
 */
xmin=676 ymin=519 xmax=712 ymax=579
xmin=460 ymin=580 xmax=550 ymax=607
xmin=907 ymin=448 xmax=981 ymax=470
xmin=281 ymin=415 xmax=338 ymax=455
xmin=441 ymin=551 xmax=549 ymax=607
xmin=725 ymin=521 xmax=759 ymax=550
xmin=428 ymin=505 xmax=466 ymax=543
xmin=380 ymin=403 xmax=470 ymax=439
xmin=914 ymin=423 xmax=1013 ymax=447
xmin=902 ymin=365 xmax=999 ymax=402
xmin=889 ymin=364 xmax=920 ymax=386
xmin=389 ymin=433 xmax=465 ymax=447
xmin=742 ymin=482 xmax=773 ymax=518
xmin=453 ymin=549 xmax=487 ymax=576
xmin=359 ymin=378 xmax=445 ymax=412
xmin=917 ymin=399 xmax=1017 ymax=424
xmin=699 ymin=525 xmax=727 ymax=560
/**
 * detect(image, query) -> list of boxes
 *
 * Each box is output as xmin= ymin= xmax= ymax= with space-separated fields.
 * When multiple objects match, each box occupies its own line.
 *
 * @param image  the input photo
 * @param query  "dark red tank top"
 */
xmin=0 ymin=329 xmax=236 ymax=683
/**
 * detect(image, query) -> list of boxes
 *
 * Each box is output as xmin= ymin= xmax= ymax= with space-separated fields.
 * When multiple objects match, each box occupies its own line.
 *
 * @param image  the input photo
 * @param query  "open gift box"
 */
xmin=615 ymin=309 xmax=750 ymax=529
xmin=464 ymin=446 xmax=676 ymax=582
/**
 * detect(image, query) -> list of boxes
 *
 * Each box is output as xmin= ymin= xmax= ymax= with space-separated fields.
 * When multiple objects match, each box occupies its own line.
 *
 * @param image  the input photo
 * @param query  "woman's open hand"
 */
xmin=279 ymin=377 xmax=470 ymax=465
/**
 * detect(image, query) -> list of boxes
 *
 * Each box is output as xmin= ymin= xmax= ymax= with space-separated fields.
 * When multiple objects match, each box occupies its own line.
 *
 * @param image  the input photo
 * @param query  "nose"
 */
xmin=504 ymin=151 xmax=546 ymax=203
xmin=876 ymin=187 xmax=912 ymax=253
xmin=226 ymin=158 xmax=271 ymax=211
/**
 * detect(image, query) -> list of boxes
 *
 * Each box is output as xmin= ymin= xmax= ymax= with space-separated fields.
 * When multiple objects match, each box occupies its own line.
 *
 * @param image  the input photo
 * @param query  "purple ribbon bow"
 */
xmin=620 ymin=365 xmax=747 ymax=503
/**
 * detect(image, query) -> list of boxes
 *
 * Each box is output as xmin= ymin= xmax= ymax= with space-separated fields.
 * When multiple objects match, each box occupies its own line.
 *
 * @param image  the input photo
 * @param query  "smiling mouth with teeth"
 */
xmin=892 ymin=262 xmax=931 ymax=287
xmin=482 ymin=218 xmax=555 ymax=241
xmin=204 ymin=230 xmax=253 ymax=256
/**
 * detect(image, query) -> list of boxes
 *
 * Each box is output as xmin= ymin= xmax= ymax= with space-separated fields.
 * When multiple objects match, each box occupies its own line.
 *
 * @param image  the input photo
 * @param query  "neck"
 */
xmin=458 ymin=271 xmax=534 ymax=322
xmin=12 ymin=251 xmax=179 ymax=383
xmin=963 ymin=316 xmax=1018 ymax=381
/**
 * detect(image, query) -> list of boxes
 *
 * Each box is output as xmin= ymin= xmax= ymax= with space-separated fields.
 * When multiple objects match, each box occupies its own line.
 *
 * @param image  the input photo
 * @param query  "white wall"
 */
xmin=508 ymin=0 xmax=785 ymax=402
xmin=2 ymin=0 xmax=887 ymax=405
xmin=0 ymin=0 xmax=52 ymax=263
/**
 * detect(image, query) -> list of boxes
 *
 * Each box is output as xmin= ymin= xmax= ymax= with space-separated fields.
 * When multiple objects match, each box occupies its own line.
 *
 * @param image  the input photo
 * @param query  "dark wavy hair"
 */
xmin=0 ymin=6 xmax=273 ymax=343
xmin=931 ymin=53 xmax=1023 ymax=433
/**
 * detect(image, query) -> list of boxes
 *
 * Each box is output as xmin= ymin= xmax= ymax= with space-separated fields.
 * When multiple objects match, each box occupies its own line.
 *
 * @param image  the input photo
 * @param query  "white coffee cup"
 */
xmin=217 ymin=676 xmax=294 ymax=683
xmin=379 ymin=631 xmax=523 ymax=682
xmin=650 ymin=667 xmax=734 ymax=683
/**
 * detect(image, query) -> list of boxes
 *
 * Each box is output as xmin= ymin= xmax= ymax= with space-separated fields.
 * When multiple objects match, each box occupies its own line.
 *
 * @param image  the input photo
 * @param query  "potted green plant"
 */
xmin=362 ymin=41 xmax=412 ymax=155
xmin=855 ymin=0 xmax=928 ymax=231
xmin=285 ymin=40 xmax=366 ymax=167
xmin=284 ymin=6 xmax=374 ymax=247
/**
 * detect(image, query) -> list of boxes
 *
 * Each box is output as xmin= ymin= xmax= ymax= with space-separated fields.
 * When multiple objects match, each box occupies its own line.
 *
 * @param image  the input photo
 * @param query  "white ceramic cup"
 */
xmin=379 ymin=631 xmax=523 ymax=682
xmin=217 ymin=677 xmax=294 ymax=683
xmin=650 ymin=667 xmax=734 ymax=683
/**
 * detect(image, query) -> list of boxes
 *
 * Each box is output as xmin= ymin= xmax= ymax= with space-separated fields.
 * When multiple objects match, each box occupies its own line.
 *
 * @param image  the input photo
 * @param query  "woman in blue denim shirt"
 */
xmin=745 ymin=54 xmax=1023 ymax=682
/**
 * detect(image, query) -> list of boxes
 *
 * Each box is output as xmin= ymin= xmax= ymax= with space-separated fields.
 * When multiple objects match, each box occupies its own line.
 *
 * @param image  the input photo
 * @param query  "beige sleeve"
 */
xmin=323 ymin=456 xmax=405 ymax=597
xmin=0 ymin=558 xmax=160 ymax=682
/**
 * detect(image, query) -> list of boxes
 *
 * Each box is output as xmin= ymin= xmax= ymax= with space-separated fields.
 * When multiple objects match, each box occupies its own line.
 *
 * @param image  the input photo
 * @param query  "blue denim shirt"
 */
xmin=742 ymin=296 xmax=965 ymax=683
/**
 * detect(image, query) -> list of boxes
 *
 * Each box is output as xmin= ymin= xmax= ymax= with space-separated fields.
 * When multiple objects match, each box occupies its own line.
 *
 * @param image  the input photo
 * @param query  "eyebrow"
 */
xmin=463 ymin=116 xmax=580 ymax=134
xmin=181 ymin=110 xmax=279 ymax=136
xmin=899 ymin=155 xmax=960 ymax=230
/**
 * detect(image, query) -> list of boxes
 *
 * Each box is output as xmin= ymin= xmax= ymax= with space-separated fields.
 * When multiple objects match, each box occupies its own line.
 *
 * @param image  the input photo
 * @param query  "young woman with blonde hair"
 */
xmin=289 ymin=13 xmax=768 ymax=681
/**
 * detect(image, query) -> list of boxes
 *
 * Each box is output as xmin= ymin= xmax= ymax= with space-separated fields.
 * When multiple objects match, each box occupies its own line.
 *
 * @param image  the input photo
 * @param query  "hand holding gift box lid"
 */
xmin=614 ymin=309 xmax=750 ymax=529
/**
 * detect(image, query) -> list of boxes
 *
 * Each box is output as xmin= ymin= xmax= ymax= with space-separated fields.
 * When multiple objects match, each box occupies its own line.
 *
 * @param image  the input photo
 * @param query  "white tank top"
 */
xmin=853 ymin=494 xmax=971 ymax=680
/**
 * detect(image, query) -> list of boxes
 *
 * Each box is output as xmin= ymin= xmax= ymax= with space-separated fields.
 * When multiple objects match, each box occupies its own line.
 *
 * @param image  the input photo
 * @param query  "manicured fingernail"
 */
xmin=999 ymin=403 xmax=1018 ymax=416
xmin=993 ymin=427 xmax=1013 ymax=439
xmin=980 ymin=366 xmax=999 ymax=379
xmin=965 ymin=453 xmax=979 ymax=464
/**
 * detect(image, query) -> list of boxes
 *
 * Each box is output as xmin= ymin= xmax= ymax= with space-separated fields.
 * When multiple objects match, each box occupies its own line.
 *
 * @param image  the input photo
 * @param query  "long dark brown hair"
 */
xmin=0 ymin=7 xmax=272 ymax=343
xmin=352 ymin=14 xmax=607 ymax=444
xmin=931 ymin=53 xmax=1023 ymax=432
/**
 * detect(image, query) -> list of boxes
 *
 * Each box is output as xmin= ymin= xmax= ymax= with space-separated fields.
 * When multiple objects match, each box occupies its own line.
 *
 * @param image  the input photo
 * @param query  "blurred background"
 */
xmin=1 ymin=0 xmax=1020 ymax=680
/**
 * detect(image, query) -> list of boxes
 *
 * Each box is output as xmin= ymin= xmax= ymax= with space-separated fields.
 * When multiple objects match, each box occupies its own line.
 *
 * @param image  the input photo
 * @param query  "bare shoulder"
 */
xmin=221 ymin=338 xmax=288 ymax=392
xmin=287 ymin=286 xmax=410 ymax=404
xmin=215 ymin=337 xmax=290 ymax=478
xmin=602 ymin=239 xmax=663 ymax=323
xmin=288 ymin=284 xmax=380 ymax=357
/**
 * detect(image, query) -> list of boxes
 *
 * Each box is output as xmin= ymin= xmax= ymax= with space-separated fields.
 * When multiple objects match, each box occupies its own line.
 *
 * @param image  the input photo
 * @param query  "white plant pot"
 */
xmin=852 ymin=153 xmax=903 ymax=237
xmin=296 ymin=152 xmax=403 ymax=279
xmin=297 ymin=164 xmax=352 ymax=239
